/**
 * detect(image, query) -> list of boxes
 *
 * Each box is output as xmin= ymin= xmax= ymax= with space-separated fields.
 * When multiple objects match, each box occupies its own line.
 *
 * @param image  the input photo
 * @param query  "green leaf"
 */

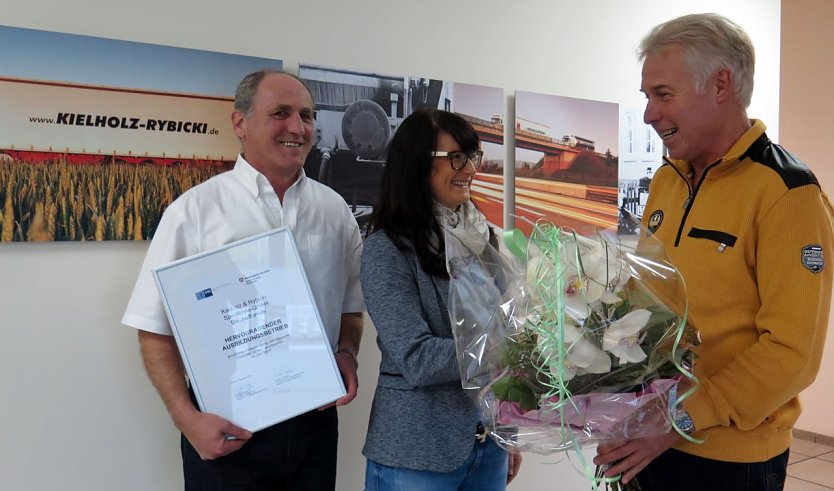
xmin=492 ymin=376 xmax=540 ymax=411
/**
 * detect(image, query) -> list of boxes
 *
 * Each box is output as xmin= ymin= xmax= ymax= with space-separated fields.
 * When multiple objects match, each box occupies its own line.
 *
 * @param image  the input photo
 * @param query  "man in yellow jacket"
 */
xmin=595 ymin=13 xmax=834 ymax=490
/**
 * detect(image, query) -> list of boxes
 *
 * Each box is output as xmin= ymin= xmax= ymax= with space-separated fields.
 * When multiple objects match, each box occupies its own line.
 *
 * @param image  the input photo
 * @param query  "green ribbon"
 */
xmin=502 ymin=228 xmax=528 ymax=259
xmin=668 ymin=305 xmax=704 ymax=444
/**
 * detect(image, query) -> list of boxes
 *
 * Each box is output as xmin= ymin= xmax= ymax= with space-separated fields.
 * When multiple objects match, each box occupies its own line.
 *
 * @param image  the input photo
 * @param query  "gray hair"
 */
xmin=638 ymin=13 xmax=755 ymax=108
xmin=233 ymin=69 xmax=314 ymax=116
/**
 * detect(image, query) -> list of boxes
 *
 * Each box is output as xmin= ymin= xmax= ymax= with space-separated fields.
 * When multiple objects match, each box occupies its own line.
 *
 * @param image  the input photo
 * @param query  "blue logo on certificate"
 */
xmin=195 ymin=288 xmax=213 ymax=300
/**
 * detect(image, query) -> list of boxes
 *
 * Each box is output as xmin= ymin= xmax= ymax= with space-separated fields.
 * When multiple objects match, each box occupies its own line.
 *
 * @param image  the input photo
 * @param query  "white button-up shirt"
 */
xmin=122 ymin=154 xmax=364 ymax=347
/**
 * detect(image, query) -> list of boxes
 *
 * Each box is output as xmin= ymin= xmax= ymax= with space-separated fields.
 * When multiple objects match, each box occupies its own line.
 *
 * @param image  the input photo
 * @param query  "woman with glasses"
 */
xmin=360 ymin=108 xmax=521 ymax=490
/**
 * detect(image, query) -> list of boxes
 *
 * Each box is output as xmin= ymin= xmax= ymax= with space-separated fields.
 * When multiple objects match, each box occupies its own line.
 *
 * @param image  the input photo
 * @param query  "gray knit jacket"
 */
xmin=360 ymin=230 xmax=483 ymax=472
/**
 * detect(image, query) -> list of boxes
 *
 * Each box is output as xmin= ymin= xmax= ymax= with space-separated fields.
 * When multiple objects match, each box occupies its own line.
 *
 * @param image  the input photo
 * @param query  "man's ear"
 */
xmin=713 ymin=68 xmax=733 ymax=103
xmin=231 ymin=110 xmax=246 ymax=140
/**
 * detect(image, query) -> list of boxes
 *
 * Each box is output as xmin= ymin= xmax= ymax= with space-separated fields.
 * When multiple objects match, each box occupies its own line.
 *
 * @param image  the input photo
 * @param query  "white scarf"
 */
xmin=435 ymin=201 xmax=490 ymax=258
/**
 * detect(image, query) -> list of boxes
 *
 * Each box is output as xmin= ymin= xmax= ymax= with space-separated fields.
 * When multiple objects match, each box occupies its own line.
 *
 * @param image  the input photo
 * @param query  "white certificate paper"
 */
xmin=152 ymin=226 xmax=346 ymax=432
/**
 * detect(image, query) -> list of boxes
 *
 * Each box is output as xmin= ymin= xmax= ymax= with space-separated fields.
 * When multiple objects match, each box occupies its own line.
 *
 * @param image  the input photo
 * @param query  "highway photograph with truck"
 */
xmin=512 ymin=90 xmax=620 ymax=237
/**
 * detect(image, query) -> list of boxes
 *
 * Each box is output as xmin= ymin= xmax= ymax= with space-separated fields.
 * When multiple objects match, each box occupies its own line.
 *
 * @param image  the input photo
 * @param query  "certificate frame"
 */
xmin=152 ymin=226 xmax=346 ymax=432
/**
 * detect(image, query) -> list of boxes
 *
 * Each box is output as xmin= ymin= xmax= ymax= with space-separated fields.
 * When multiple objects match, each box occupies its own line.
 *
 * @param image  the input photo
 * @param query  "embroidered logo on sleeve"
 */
xmin=801 ymin=244 xmax=824 ymax=273
xmin=647 ymin=210 xmax=664 ymax=234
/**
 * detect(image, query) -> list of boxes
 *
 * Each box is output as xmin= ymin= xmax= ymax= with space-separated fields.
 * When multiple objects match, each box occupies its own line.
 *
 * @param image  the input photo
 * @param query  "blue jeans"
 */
xmin=364 ymin=438 xmax=509 ymax=491
xmin=636 ymin=447 xmax=789 ymax=491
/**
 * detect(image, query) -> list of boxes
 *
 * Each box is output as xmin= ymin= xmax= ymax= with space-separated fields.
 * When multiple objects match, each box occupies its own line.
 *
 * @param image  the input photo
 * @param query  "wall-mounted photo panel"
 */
xmin=446 ymin=83 xmax=505 ymax=229
xmin=513 ymin=91 xmax=619 ymax=237
xmin=299 ymin=64 xmax=504 ymax=233
xmin=0 ymin=25 xmax=282 ymax=242
xmin=617 ymin=105 xmax=664 ymax=235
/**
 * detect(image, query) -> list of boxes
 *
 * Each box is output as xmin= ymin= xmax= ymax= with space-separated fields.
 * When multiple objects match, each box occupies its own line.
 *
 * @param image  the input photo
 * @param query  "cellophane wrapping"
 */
xmin=445 ymin=217 xmax=699 ymax=455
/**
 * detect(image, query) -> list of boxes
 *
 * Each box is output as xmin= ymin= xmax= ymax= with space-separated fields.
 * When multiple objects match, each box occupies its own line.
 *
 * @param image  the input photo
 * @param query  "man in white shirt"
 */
xmin=122 ymin=69 xmax=364 ymax=490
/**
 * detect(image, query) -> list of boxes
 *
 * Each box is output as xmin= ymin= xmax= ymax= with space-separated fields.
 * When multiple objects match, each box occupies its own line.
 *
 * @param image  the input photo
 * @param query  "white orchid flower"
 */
xmin=526 ymin=235 xmax=629 ymax=321
xmin=562 ymin=275 xmax=593 ymax=321
xmin=525 ymin=246 xmax=549 ymax=299
xmin=603 ymin=308 xmax=651 ymax=364
xmin=558 ymin=240 xmax=629 ymax=319
xmin=537 ymin=322 xmax=611 ymax=381
xmin=582 ymin=241 xmax=630 ymax=291
xmin=599 ymin=290 xmax=622 ymax=305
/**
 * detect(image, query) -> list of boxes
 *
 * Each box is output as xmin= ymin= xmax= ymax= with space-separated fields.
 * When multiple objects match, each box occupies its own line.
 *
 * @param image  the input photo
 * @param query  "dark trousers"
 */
xmin=636 ymin=447 xmax=789 ymax=491
xmin=181 ymin=406 xmax=339 ymax=491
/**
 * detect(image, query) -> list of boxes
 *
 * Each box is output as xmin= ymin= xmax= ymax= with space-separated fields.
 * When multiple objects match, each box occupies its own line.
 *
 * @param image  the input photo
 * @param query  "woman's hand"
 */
xmin=507 ymin=452 xmax=523 ymax=484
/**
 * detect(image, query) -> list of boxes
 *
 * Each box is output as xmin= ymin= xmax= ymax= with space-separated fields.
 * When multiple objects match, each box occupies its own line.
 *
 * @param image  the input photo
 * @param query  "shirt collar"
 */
xmin=663 ymin=119 xmax=768 ymax=177
xmin=722 ymin=119 xmax=767 ymax=162
xmin=232 ymin=153 xmax=307 ymax=199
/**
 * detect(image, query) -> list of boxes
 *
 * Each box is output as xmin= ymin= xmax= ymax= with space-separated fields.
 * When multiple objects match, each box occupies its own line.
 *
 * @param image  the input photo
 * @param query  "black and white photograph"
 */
xmin=617 ymin=105 xmax=664 ymax=234
xmin=299 ymin=64 xmax=504 ymax=231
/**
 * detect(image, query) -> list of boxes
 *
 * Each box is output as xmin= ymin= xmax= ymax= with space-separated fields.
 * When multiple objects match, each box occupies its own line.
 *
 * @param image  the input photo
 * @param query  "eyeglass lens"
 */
xmin=451 ymin=151 xmax=483 ymax=170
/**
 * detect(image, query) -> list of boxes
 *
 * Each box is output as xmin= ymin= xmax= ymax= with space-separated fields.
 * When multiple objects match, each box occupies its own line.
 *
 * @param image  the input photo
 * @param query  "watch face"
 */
xmin=676 ymin=411 xmax=694 ymax=434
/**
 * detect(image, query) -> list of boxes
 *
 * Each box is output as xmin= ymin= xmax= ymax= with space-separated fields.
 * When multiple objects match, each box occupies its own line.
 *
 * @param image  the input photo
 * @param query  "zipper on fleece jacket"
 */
xmin=665 ymin=157 xmax=724 ymax=247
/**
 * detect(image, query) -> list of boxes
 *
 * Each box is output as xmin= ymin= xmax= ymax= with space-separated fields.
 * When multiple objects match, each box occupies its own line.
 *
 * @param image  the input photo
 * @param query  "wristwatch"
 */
xmin=335 ymin=346 xmax=359 ymax=369
xmin=675 ymin=410 xmax=695 ymax=435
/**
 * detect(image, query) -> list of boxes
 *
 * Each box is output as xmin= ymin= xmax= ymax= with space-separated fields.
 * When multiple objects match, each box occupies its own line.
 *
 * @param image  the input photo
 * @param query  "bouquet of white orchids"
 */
xmin=445 ymin=218 xmax=699 ymax=457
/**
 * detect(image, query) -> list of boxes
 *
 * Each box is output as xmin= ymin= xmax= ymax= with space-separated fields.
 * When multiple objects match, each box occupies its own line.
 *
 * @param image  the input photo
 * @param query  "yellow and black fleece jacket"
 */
xmin=642 ymin=119 xmax=834 ymax=463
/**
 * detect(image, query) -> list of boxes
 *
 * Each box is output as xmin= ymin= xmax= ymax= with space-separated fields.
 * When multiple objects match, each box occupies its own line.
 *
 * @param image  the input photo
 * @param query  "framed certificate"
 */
xmin=152 ymin=226 xmax=346 ymax=432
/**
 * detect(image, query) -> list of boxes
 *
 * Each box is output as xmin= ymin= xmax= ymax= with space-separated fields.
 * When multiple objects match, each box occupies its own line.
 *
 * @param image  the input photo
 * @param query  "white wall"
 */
xmin=0 ymin=1 xmax=782 ymax=490
xmin=781 ymin=0 xmax=834 ymax=438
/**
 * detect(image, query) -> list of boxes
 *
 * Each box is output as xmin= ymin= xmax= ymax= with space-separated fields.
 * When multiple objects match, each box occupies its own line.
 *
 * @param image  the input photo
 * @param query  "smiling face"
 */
xmin=641 ymin=46 xmax=724 ymax=170
xmin=430 ymin=131 xmax=477 ymax=210
xmin=232 ymin=73 xmax=314 ymax=180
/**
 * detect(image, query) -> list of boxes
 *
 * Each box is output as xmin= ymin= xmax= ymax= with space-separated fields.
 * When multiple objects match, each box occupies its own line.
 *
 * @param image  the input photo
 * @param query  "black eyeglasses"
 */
xmin=431 ymin=150 xmax=484 ymax=170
